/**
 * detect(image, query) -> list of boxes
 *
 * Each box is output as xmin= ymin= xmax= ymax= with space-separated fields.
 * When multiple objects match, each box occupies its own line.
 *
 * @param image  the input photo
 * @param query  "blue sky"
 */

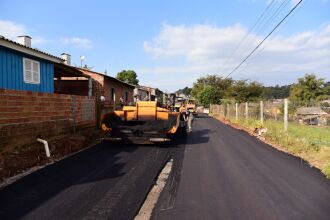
xmin=1 ymin=0 xmax=329 ymax=92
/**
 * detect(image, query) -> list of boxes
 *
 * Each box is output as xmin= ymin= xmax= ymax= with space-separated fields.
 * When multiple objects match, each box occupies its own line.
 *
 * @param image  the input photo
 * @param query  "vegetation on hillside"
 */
xmin=289 ymin=74 xmax=330 ymax=106
xmin=262 ymin=85 xmax=291 ymax=99
xmin=175 ymin=87 xmax=192 ymax=97
xmin=176 ymin=74 xmax=329 ymax=107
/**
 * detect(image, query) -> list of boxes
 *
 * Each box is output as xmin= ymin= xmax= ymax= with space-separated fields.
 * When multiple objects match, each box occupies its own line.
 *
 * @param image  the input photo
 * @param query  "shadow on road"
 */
xmin=0 ymin=142 xmax=140 ymax=219
xmin=186 ymin=128 xmax=211 ymax=145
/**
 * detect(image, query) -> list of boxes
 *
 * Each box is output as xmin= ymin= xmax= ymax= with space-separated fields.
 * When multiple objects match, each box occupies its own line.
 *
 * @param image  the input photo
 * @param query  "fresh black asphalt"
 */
xmin=1 ymin=116 xmax=330 ymax=220
xmin=152 ymin=115 xmax=330 ymax=220
xmin=0 ymin=140 xmax=184 ymax=220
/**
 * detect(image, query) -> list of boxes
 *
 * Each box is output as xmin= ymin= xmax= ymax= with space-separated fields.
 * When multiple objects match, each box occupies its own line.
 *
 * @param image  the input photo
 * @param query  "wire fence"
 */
xmin=210 ymin=99 xmax=330 ymax=129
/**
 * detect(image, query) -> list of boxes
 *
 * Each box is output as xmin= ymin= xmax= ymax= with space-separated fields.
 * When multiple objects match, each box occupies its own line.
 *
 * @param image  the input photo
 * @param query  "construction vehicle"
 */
xmin=174 ymin=96 xmax=185 ymax=112
xmin=101 ymin=101 xmax=183 ymax=144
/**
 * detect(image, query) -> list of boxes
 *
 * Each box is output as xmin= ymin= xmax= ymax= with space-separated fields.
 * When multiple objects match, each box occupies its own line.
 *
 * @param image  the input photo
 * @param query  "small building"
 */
xmin=0 ymin=35 xmax=91 ymax=95
xmin=134 ymin=86 xmax=149 ymax=102
xmin=79 ymin=68 xmax=135 ymax=108
xmin=296 ymin=107 xmax=329 ymax=126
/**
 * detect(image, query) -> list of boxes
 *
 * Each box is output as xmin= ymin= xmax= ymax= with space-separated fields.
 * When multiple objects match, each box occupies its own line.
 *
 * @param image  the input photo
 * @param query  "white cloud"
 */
xmin=142 ymin=23 xmax=330 ymax=90
xmin=60 ymin=37 xmax=92 ymax=49
xmin=0 ymin=20 xmax=48 ymax=46
xmin=0 ymin=20 xmax=27 ymax=39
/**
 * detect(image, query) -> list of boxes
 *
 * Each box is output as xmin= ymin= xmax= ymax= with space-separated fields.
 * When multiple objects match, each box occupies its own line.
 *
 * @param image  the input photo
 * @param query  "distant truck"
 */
xmin=174 ymin=96 xmax=185 ymax=112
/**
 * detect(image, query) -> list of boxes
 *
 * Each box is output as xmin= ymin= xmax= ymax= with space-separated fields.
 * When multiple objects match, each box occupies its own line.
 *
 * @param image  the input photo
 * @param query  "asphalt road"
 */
xmin=153 ymin=115 xmax=330 ymax=220
xmin=0 ymin=140 xmax=184 ymax=220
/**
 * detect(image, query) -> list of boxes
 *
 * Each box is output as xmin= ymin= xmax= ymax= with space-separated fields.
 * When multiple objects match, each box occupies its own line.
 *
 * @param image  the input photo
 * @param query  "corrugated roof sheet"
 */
xmin=77 ymin=68 xmax=136 ymax=88
xmin=0 ymin=35 xmax=63 ymax=61
xmin=296 ymin=107 xmax=328 ymax=115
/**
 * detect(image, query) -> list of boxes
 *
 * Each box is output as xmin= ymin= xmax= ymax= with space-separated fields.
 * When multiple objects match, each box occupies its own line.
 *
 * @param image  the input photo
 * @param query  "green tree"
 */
xmin=289 ymin=74 xmax=329 ymax=106
xmin=191 ymin=75 xmax=233 ymax=103
xmin=116 ymin=70 xmax=139 ymax=85
xmin=82 ymin=64 xmax=94 ymax=70
xmin=197 ymin=85 xmax=220 ymax=107
xmin=325 ymin=81 xmax=330 ymax=95
xmin=262 ymin=84 xmax=291 ymax=99
xmin=231 ymin=80 xmax=264 ymax=103
xmin=175 ymin=87 xmax=192 ymax=97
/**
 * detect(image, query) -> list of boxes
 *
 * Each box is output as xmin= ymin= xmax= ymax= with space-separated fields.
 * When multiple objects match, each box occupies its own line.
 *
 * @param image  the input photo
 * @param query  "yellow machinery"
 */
xmin=101 ymin=101 xmax=181 ymax=144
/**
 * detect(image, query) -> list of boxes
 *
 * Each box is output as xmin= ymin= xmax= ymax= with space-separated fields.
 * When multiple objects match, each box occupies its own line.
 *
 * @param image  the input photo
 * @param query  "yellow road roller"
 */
xmin=101 ymin=101 xmax=182 ymax=144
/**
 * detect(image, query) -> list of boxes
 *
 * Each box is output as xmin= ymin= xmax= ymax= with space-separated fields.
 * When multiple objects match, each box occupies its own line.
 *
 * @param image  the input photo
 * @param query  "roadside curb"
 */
xmin=135 ymin=159 xmax=174 ymax=220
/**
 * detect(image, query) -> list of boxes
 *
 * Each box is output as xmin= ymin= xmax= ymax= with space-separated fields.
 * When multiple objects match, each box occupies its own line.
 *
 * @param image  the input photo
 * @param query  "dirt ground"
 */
xmin=0 ymin=129 xmax=101 ymax=183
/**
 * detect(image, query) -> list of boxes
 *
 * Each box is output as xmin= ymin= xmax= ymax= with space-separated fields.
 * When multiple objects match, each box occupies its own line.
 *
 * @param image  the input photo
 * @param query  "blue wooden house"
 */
xmin=0 ymin=36 xmax=64 ymax=93
xmin=0 ymin=35 xmax=91 ymax=94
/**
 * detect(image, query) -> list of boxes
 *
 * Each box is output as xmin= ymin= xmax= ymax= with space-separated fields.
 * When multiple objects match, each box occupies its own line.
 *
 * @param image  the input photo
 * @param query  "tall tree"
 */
xmin=231 ymin=80 xmax=264 ymax=103
xmin=197 ymin=85 xmax=220 ymax=107
xmin=116 ymin=70 xmax=139 ymax=85
xmin=175 ymin=87 xmax=192 ymax=97
xmin=191 ymin=75 xmax=233 ymax=103
xmin=262 ymin=84 xmax=291 ymax=99
xmin=289 ymin=74 xmax=329 ymax=105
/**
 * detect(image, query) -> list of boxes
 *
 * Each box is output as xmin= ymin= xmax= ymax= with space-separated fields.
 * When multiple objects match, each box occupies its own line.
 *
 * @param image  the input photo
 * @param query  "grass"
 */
xmin=218 ymin=115 xmax=330 ymax=178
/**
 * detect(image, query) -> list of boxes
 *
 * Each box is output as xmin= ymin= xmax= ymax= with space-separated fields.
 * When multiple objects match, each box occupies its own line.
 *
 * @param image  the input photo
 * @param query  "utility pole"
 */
xmin=80 ymin=55 xmax=85 ymax=68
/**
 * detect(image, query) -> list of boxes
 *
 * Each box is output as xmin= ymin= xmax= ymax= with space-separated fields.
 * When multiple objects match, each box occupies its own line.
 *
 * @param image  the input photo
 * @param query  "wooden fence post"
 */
xmin=235 ymin=103 xmax=238 ymax=121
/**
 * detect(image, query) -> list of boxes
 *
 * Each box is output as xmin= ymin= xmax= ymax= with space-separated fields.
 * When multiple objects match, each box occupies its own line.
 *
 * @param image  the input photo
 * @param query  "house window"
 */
xmin=125 ymin=91 xmax=128 ymax=101
xmin=23 ymin=58 xmax=40 ymax=84
xmin=111 ymin=88 xmax=115 ymax=101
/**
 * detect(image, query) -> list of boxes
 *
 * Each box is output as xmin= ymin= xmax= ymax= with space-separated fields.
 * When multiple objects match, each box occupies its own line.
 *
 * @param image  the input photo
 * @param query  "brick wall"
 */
xmin=79 ymin=68 xmax=135 ymax=108
xmin=0 ymin=89 xmax=95 ymax=150
xmin=104 ymin=77 xmax=134 ymax=106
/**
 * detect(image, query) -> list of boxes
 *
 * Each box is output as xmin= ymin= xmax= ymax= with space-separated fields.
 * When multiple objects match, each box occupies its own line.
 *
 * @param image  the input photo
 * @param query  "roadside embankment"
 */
xmin=0 ymin=128 xmax=100 ymax=184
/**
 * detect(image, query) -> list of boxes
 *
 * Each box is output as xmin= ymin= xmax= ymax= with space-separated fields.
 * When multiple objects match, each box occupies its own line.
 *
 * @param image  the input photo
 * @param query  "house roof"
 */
xmin=296 ymin=107 xmax=328 ymax=115
xmin=0 ymin=35 xmax=63 ymax=63
xmin=54 ymin=63 xmax=91 ymax=78
xmin=138 ymin=85 xmax=164 ymax=94
xmin=76 ymin=68 xmax=135 ymax=88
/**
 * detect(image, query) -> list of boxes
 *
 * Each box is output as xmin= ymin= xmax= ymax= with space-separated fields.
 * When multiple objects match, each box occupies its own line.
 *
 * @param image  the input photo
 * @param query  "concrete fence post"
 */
xmin=235 ymin=103 xmax=238 ymax=121
xmin=245 ymin=102 xmax=248 ymax=121
xmin=284 ymin=98 xmax=288 ymax=131
xmin=260 ymin=100 xmax=264 ymax=124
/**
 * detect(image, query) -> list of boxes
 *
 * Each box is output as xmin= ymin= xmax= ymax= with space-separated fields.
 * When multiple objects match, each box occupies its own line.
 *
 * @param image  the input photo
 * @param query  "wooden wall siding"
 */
xmin=0 ymin=46 xmax=54 ymax=93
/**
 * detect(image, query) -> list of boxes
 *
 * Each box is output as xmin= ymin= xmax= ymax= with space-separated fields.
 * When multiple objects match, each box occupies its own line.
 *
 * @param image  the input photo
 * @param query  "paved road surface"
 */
xmin=153 ymin=116 xmax=330 ymax=220
xmin=0 ymin=142 xmax=183 ymax=220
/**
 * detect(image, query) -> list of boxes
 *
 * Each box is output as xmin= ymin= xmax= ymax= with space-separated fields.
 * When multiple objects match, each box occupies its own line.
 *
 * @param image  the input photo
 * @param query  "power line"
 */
xmin=221 ymin=0 xmax=276 ymax=71
xmin=255 ymin=0 xmax=290 ymax=35
xmin=224 ymin=0 xmax=303 ymax=79
xmin=233 ymin=0 xmax=307 ymax=78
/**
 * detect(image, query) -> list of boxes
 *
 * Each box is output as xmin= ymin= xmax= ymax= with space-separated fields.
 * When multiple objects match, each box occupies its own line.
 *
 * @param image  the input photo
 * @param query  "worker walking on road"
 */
xmin=187 ymin=109 xmax=194 ymax=132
